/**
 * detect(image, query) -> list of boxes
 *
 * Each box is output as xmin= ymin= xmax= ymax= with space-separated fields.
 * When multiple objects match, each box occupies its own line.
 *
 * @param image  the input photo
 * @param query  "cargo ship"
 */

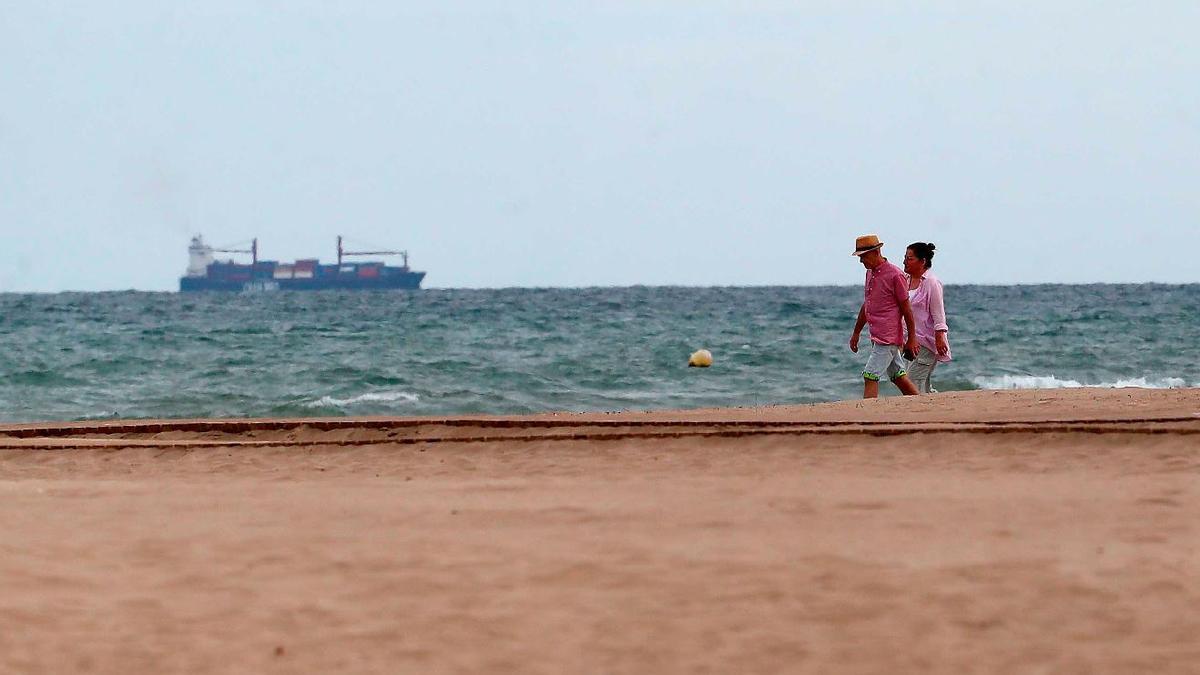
xmin=179 ymin=235 xmax=426 ymax=292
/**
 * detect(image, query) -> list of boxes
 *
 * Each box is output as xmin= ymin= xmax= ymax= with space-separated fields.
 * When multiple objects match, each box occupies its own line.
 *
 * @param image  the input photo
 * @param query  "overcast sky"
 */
xmin=1 ymin=2 xmax=1197 ymax=291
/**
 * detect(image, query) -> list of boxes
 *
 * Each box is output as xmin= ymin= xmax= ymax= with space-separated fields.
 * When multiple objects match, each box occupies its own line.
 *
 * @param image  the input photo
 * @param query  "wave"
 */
xmin=972 ymin=375 xmax=1193 ymax=390
xmin=305 ymin=391 xmax=420 ymax=408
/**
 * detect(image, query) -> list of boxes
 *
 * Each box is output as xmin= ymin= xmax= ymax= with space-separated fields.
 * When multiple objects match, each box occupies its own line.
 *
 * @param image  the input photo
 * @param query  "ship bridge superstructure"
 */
xmin=185 ymin=236 xmax=215 ymax=278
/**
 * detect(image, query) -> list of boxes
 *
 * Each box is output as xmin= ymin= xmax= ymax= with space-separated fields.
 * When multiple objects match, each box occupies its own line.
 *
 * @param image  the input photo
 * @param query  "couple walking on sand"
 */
xmin=849 ymin=234 xmax=951 ymax=398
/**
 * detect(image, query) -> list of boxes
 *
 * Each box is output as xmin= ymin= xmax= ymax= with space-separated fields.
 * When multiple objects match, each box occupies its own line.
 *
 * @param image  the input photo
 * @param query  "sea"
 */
xmin=0 ymin=285 xmax=1196 ymax=423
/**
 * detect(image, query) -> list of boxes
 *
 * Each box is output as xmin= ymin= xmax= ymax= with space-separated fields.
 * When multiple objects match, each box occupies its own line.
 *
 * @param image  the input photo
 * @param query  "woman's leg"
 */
xmin=924 ymin=359 xmax=939 ymax=393
xmin=908 ymin=347 xmax=938 ymax=394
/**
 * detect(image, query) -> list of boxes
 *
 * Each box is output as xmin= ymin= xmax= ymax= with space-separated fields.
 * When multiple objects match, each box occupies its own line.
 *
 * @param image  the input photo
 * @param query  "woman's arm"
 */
xmin=929 ymin=278 xmax=948 ymax=332
xmin=929 ymin=279 xmax=950 ymax=356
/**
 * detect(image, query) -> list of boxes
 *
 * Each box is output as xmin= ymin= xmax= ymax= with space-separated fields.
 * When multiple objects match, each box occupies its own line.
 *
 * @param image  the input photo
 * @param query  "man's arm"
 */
xmin=850 ymin=303 xmax=866 ymax=353
xmin=891 ymin=272 xmax=918 ymax=357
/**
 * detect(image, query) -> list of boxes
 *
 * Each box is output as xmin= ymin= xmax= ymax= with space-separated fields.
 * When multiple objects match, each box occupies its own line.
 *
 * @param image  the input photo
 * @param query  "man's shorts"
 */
xmin=862 ymin=342 xmax=908 ymax=382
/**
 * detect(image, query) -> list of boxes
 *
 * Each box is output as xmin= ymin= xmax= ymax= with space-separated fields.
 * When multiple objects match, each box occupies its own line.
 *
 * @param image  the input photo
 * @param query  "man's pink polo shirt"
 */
xmin=863 ymin=259 xmax=908 ymax=346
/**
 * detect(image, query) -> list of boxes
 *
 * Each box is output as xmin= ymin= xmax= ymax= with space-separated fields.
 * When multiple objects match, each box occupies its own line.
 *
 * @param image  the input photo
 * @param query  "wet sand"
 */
xmin=1 ymin=388 xmax=1197 ymax=673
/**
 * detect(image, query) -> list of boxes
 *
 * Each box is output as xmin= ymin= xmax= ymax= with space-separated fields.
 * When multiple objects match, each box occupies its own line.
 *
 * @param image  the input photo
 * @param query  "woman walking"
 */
xmin=902 ymin=242 xmax=951 ymax=393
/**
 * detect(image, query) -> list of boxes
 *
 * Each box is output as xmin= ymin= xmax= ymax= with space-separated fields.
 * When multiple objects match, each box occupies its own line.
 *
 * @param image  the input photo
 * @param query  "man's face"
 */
xmin=858 ymin=248 xmax=882 ymax=268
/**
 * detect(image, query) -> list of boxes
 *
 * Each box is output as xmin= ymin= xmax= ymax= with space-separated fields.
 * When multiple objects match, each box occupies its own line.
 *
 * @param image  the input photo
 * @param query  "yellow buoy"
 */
xmin=688 ymin=349 xmax=713 ymax=368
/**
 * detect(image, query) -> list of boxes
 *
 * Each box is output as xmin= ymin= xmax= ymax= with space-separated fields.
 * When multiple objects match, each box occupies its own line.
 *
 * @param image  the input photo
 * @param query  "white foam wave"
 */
xmin=973 ymin=375 xmax=1191 ymax=390
xmin=307 ymin=391 xmax=420 ymax=407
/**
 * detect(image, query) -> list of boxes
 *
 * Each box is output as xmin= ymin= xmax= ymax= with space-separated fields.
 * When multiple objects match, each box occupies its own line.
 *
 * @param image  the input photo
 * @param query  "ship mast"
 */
xmin=338 ymin=235 xmax=409 ymax=268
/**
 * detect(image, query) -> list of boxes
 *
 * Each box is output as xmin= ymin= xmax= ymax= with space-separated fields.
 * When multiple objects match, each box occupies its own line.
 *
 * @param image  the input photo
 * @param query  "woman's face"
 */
xmin=903 ymin=248 xmax=926 ymax=276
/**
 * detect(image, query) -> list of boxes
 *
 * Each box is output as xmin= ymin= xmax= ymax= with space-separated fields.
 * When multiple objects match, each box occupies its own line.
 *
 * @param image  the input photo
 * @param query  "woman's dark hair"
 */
xmin=907 ymin=242 xmax=936 ymax=269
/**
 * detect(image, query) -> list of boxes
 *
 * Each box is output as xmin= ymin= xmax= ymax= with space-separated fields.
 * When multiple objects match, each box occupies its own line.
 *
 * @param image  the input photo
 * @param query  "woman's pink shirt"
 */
xmin=906 ymin=271 xmax=952 ymax=362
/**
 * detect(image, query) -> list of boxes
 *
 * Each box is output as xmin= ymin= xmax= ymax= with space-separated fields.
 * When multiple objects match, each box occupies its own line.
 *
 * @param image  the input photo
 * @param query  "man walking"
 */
xmin=849 ymin=234 xmax=920 ymax=398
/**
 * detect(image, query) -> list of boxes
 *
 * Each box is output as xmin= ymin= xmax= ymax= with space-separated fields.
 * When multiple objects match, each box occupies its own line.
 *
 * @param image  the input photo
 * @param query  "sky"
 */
xmin=1 ymin=1 xmax=1197 ymax=291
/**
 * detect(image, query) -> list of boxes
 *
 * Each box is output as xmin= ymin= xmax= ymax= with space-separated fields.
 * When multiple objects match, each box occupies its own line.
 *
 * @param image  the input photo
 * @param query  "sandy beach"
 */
xmin=1 ymin=388 xmax=1197 ymax=674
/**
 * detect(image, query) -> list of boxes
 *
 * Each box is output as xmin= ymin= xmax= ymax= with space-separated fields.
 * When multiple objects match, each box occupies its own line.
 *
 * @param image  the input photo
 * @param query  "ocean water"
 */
xmin=0 ymin=285 xmax=1196 ymax=422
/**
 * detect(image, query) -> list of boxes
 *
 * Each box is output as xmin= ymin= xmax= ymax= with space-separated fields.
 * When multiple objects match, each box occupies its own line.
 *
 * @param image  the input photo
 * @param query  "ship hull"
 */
xmin=180 ymin=272 xmax=425 ymax=292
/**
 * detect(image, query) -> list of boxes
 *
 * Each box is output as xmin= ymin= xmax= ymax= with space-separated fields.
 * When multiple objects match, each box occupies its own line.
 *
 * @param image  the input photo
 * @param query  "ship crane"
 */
xmin=337 ymin=235 xmax=409 ymax=269
xmin=212 ymin=238 xmax=258 ymax=265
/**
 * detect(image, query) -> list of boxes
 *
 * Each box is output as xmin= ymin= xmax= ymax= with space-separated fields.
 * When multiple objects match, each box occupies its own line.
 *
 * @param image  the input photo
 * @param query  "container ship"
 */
xmin=179 ymin=235 xmax=426 ymax=292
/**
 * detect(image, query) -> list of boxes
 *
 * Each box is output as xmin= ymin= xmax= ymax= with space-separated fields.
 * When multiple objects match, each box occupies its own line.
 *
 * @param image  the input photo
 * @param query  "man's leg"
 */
xmin=892 ymin=374 xmax=919 ymax=396
xmin=862 ymin=344 xmax=887 ymax=399
xmin=863 ymin=378 xmax=880 ymax=399
xmin=888 ymin=351 xmax=920 ymax=396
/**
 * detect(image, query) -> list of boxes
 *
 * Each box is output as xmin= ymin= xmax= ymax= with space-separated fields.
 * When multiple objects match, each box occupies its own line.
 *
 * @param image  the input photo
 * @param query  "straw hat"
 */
xmin=852 ymin=234 xmax=883 ymax=256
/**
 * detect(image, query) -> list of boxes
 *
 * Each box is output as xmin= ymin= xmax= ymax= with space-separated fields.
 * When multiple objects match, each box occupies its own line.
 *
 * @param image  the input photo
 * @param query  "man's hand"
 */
xmin=935 ymin=332 xmax=949 ymax=357
xmin=904 ymin=337 xmax=919 ymax=360
xmin=849 ymin=332 xmax=860 ymax=353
